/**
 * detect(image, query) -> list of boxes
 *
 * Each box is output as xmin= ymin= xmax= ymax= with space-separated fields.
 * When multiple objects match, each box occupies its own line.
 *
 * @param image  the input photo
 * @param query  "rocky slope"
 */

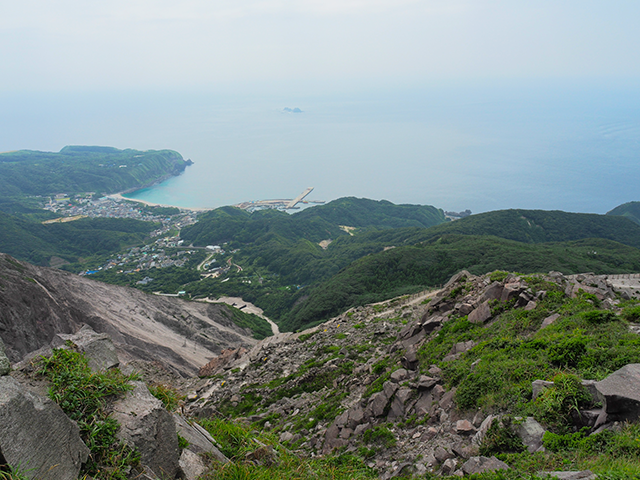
xmin=182 ymin=269 xmax=640 ymax=478
xmin=0 ymin=253 xmax=256 ymax=376
xmin=2 ymin=258 xmax=640 ymax=479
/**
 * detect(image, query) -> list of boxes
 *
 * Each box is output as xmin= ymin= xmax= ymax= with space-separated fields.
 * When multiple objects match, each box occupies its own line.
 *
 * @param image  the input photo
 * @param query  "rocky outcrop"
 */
xmin=0 ymin=376 xmax=89 ymax=480
xmin=595 ymin=364 xmax=640 ymax=422
xmin=51 ymin=324 xmax=119 ymax=372
xmin=172 ymin=413 xmax=229 ymax=463
xmin=112 ymin=382 xmax=180 ymax=479
xmin=199 ymin=346 xmax=248 ymax=377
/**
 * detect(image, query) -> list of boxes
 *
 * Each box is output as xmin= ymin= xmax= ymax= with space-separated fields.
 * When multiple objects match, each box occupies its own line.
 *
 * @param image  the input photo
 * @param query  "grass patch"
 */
xmin=198 ymin=417 xmax=376 ymax=480
xmin=37 ymin=347 xmax=140 ymax=479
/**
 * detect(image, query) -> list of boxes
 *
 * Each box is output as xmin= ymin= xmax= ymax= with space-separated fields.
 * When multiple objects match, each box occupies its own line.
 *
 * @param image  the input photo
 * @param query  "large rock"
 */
xmin=516 ymin=417 xmax=545 ymax=453
xmin=0 ymin=376 xmax=89 ymax=480
xmin=112 ymin=381 xmax=180 ymax=478
xmin=51 ymin=324 xmax=119 ymax=372
xmin=461 ymin=456 xmax=510 ymax=475
xmin=0 ymin=337 xmax=10 ymax=376
xmin=595 ymin=364 xmax=640 ymax=421
xmin=468 ymin=301 xmax=492 ymax=324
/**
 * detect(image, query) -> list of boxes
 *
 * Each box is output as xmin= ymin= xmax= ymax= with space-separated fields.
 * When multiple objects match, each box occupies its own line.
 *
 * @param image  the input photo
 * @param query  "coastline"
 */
xmin=108 ymin=193 xmax=212 ymax=212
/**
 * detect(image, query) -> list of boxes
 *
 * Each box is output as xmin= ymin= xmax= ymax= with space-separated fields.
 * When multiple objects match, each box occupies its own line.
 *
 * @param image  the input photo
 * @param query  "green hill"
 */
xmin=294 ymin=196 xmax=448 ymax=230
xmin=607 ymin=201 xmax=640 ymax=225
xmin=179 ymin=206 xmax=640 ymax=331
xmin=0 ymin=146 xmax=190 ymax=202
xmin=0 ymin=211 xmax=157 ymax=266
xmin=279 ymin=235 xmax=640 ymax=331
xmin=419 ymin=208 xmax=640 ymax=247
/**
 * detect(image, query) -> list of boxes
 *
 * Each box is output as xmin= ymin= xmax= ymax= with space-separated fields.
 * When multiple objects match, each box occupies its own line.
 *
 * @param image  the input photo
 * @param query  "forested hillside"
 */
xmin=0 ymin=211 xmax=158 ymax=266
xmin=279 ymin=235 xmax=640 ymax=331
xmin=179 ymin=205 xmax=640 ymax=331
xmin=0 ymin=146 xmax=190 ymax=201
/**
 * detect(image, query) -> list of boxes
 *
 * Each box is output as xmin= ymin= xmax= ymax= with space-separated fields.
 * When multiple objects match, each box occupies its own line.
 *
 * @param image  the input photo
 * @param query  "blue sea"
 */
xmin=3 ymin=80 xmax=640 ymax=214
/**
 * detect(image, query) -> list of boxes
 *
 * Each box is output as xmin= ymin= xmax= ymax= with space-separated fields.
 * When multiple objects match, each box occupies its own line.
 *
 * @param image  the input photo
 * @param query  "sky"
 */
xmin=2 ymin=0 xmax=640 ymax=92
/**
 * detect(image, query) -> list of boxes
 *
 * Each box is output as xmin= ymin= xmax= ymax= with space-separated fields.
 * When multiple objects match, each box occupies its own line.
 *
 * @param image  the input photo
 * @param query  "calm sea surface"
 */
xmin=3 ymin=81 xmax=640 ymax=214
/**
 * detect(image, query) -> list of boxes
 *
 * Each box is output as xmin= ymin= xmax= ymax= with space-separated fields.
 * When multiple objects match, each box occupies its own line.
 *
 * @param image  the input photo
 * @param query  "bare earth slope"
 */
xmin=0 ymin=253 xmax=256 ymax=376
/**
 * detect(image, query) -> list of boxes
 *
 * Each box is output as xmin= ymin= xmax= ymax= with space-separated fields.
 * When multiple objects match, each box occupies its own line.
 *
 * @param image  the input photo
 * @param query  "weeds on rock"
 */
xmin=37 ymin=347 xmax=140 ymax=479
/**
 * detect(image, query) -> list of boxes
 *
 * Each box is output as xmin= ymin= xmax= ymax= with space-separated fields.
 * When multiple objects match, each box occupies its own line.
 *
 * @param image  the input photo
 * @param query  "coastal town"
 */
xmin=42 ymin=192 xmax=207 ymax=277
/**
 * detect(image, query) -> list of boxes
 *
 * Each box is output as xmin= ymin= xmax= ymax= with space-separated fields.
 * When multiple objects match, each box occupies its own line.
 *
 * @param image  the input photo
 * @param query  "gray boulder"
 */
xmin=595 ymin=364 xmax=640 ymax=421
xmin=51 ymin=324 xmax=119 ymax=372
xmin=0 ymin=376 xmax=89 ymax=480
xmin=516 ymin=417 xmax=545 ymax=453
xmin=461 ymin=456 xmax=510 ymax=475
xmin=468 ymin=301 xmax=492 ymax=324
xmin=0 ymin=337 xmax=10 ymax=376
xmin=112 ymin=381 xmax=180 ymax=479
xmin=179 ymin=449 xmax=207 ymax=480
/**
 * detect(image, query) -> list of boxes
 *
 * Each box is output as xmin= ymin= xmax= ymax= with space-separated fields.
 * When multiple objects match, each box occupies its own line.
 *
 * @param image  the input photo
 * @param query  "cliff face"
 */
xmin=0 ymin=253 xmax=256 ymax=376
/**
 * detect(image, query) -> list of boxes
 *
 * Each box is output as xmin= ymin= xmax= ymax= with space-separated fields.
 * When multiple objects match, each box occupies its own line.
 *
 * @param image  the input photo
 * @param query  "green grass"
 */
xmin=418 ymin=279 xmax=640 ymax=422
xmin=148 ymin=383 xmax=184 ymax=411
xmin=198 ymin=417 xmax=377 ymax=480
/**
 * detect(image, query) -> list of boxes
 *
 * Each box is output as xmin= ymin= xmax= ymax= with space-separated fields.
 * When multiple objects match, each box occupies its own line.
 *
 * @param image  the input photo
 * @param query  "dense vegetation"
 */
xmin=0 ymin=212 xmax=158 ymax=265
xmin=0 ymin=146 xmax=189 ymax=200
xmin=279 ymin=235 xmax=640 ymax=331
xmin=607 ymin=201 xmax=640 ymax=226
xmin=179 ymin=204 xmax=640 ymax=331
xmin=0 ymin=211 xmax=158 ymax=266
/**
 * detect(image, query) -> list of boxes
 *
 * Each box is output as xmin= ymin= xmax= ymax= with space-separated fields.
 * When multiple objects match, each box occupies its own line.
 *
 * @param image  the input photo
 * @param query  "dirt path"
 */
xmin=198 ymin=296 xmax=280 ymax=335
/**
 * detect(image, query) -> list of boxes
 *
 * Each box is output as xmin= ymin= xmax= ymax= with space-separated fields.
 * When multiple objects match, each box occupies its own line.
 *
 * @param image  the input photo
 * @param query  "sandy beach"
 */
xmin=108 ymin=193 xmax=212 ymax=212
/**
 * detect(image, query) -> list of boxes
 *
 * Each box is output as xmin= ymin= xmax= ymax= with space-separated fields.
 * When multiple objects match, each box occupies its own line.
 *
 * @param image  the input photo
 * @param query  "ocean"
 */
xmin=3 ymin=80 xmax=640 ymax=214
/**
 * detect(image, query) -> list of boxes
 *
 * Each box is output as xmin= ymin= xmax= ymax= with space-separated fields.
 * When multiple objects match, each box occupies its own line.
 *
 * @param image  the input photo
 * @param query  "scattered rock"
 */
xmin=456 ymin=419 xmax=476 ymax=435
xmin=516 ymin=417 xmax=545 ymax=453
xmin=245 ymin=445 xmax=278 ymax=466
xmin=541 ymin=313 xmax=561 ymax=329
xmin=199 ymin=347 xmax=248 ymax=377
xmin=179 ymin=449 xmax=207 ymax=480
xmin=532 ymin=379 xmax=554 ymax=399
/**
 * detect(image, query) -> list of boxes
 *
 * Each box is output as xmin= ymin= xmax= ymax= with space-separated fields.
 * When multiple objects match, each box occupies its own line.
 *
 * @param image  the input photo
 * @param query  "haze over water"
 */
xmin=3 ymin=81 xmax=639 ymax=215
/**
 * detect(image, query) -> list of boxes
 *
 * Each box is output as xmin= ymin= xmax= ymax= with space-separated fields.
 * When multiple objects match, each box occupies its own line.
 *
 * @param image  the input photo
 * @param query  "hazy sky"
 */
xmin=2 ymin=0 xmax=639 ymax=92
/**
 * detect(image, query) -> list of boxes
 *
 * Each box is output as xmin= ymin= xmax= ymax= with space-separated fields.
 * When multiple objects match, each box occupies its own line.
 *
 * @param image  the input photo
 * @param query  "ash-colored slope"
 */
xmin=0 ymin=253 xmax=256 ymax=376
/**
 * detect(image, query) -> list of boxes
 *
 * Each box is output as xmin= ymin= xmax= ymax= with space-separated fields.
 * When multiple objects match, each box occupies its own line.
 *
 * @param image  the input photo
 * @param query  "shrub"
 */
xmin=362 ymin=426 xmax=396 ymax=448
xmin=622 ymin=305 xmax=640 ymax=322
xmin=489 ymin=271 xmax=510 ymax=283
xmin=479 ymin=417 xmax=526 ymax=456
xmin=534 ymin=373 xmax=591 ymax=432
xmin=548 ymin=336 xmax=587 ymax=368
xmin=581 ymin=310 xmax=617 ymax=324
